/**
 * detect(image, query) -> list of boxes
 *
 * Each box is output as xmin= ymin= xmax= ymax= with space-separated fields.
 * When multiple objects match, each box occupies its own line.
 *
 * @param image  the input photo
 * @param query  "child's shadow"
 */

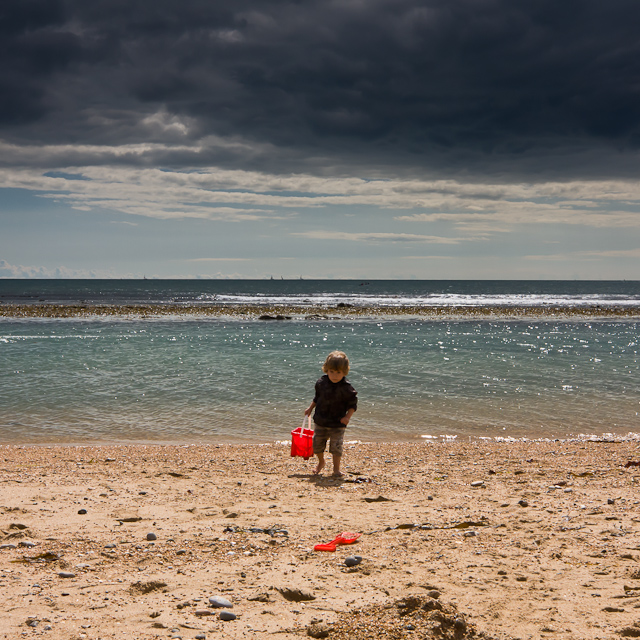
xmin=288 ymin=473 xmax=345 ymax=486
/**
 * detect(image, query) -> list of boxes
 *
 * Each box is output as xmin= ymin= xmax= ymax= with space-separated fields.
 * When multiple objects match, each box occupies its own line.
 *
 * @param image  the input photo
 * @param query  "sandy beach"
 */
xmin=2 ymin=440 xmax=640 ymax=639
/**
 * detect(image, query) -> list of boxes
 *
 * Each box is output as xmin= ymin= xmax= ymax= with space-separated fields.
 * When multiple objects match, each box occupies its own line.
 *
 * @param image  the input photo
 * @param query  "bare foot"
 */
xmin=331 ymin=471 xmax=344 ymax=478
xmin=313 ymin=461 xmax=325 ymax=475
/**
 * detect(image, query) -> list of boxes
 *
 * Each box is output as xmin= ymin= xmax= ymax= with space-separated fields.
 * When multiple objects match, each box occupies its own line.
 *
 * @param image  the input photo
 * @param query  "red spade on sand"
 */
xmin=314 ymin=531 xmax=361 ymax=552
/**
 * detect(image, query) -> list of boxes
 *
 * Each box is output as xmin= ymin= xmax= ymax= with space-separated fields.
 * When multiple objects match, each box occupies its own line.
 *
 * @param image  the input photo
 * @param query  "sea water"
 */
xmin=1 ymin=280 xmax=639 ymax=444
xmin=2 ymin=278 xmax=640 ymax=308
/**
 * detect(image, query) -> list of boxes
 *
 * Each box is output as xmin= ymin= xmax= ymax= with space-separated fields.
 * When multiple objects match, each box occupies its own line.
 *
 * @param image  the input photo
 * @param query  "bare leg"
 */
xmin=313 ymin=452 xmax=325 ymax=475
xmin=332 ymin=454 xmax=343 ymax=477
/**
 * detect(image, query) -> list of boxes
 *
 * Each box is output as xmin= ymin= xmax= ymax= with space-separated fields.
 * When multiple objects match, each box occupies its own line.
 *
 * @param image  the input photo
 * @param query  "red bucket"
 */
xmin=291 ymin=416 xmax=314 ymax=460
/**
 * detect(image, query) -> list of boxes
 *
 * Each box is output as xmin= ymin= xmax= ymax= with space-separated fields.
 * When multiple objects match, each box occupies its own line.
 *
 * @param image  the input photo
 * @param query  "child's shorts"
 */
xmin=313 ymin=425 xmax=346 ymax=456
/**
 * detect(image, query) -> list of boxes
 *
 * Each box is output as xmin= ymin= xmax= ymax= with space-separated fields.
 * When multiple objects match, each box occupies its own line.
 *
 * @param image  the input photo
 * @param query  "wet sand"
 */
xmin=2 ymin=440 xmax=640 ymax=639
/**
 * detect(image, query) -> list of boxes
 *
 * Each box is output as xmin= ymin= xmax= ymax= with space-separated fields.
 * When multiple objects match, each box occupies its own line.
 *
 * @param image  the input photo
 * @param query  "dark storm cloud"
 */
xmin=2 ymin=0 xmax=640 ymax=177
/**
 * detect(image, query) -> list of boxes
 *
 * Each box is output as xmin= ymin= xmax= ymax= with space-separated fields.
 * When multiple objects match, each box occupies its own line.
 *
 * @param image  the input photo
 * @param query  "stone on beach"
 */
xmin=276 ymin=586 xmax=316 ymax=602
xmin=116 ymin=515 xmax=142 ymax=523
xmin=209 ymin=595 xmax=233 ymax=608
xmin=129 ymin=581 xmax=167 ymax=595
xmin=307 ymin=622 xmax=331 ymax=638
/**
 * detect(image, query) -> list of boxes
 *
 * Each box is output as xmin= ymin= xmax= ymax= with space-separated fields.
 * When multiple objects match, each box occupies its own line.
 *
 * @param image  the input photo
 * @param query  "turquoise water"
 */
xmin=1 ymin=316 xmax=639 ymax=444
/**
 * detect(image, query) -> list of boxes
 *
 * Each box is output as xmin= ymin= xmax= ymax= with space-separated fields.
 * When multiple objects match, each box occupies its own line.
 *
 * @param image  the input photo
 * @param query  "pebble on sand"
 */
xmin=219 ymin=610 xmax=237 ymax=621
xmin=146 ymin=532 xmax=157 ymax=541
xmin=307 ymin=622 xmax=331 ymax=638
xmin=276 ymin=586 xmax=316 ymax=602
xmin=209 ymin=595 xmax=233 ymax=608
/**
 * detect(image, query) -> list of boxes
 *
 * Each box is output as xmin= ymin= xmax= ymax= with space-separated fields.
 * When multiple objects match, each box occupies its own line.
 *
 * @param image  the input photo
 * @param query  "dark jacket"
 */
xmin=312 ymin=374 xmax=358 ymax=429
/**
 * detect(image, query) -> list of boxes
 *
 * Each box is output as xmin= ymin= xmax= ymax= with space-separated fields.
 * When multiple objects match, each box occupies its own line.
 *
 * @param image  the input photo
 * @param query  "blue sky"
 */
xmin=2 ymin=0 xmax=640 ymax=279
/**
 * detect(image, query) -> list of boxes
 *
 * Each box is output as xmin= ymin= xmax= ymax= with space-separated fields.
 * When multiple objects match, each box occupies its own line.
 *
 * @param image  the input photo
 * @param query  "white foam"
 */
xmin=198 ymin=292 xmax=640 ymax=308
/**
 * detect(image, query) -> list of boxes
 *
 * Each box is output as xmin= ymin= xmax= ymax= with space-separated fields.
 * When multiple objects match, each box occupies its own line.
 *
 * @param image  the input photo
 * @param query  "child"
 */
xmin=304 ymin=350 xmax=358 ymax=477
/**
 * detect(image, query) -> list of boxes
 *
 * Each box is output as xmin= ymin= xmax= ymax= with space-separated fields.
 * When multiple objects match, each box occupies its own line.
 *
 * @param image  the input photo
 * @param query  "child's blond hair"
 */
xmin=322 ymin=350 xmax=350 ymax=375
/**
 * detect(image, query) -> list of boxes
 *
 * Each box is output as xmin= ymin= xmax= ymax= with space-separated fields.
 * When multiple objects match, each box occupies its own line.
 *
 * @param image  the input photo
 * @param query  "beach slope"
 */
xmin=2 ymin=441 xmax=640 ymax=639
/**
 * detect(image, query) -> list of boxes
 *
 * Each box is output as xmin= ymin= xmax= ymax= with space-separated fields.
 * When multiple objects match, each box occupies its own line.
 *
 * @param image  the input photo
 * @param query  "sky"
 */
xmin=2 ymin=0 xmax=640 ymax=280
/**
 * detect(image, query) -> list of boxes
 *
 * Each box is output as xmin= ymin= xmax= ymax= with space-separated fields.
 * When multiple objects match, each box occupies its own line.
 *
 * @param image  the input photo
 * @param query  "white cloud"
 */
xmin=0 ymin=259 xmax=111 ymax=279
xmin=400 ymin=255 xmax=453 ymax=260
xmin=140 ymin=110 xmax=194 ymax=137
xmin=1 ymin=157 xmax=640 ymax=234
xmin=291 ymin=231 xmax=462 ymax=243
xmin=185 ymin=258 xmax=253 ymax=262
xmin=525 ymin=248 xmax=640 ymax=261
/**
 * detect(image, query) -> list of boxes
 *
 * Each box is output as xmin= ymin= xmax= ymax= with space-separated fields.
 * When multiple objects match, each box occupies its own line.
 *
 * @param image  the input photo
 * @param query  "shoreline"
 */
xmin=1 ymin=302 xmax=640 ymax=320
xmin=2 ymin=432 xmax=640 ymax=448
xmin=2 ymin=440 xmax=640 ymax=639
